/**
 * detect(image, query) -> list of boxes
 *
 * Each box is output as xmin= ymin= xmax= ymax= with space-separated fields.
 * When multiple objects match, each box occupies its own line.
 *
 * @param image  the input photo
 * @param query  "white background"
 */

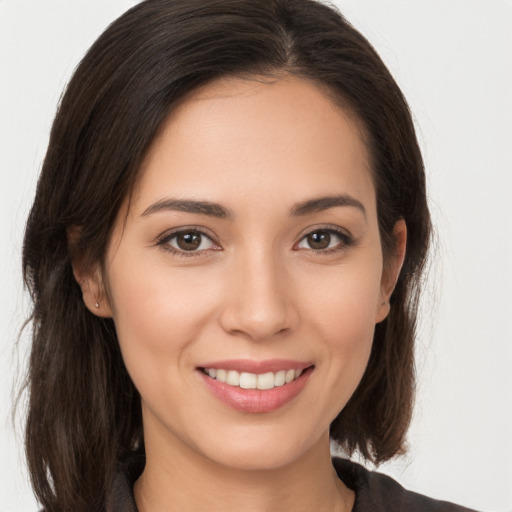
xmin=1 ymin=1 xmax=511 ymax=511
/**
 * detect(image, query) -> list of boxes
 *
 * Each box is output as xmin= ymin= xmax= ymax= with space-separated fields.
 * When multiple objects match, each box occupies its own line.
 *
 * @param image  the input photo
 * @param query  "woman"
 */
xmin=21 ymin=0 xmax=478 ymax=511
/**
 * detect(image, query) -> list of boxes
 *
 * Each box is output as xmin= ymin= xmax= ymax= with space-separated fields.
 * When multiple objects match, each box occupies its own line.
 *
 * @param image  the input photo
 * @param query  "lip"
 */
xmin=197 ymin=359 xmax=313 ymax=374
xmin=197 ymin=361 xmax=314 ymax=414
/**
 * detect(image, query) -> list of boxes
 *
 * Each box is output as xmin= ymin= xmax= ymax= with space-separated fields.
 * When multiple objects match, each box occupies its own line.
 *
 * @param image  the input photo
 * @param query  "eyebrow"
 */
xmin=140 ymin=194 xmax=366 ymax=220
xmin=141 ymin=198 xmax=233 ymax=218
xmin=290 ymin=194 xmax=367 ymax=219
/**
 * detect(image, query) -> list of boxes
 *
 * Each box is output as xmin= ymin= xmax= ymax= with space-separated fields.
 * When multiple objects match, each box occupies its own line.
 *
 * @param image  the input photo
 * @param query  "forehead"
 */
xmin=132 ymin=75 xmax=375 ymax=217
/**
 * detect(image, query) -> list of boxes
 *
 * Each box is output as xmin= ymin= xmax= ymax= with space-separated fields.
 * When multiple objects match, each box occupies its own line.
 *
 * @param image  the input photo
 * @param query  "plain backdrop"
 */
xmin=1 ymin=1 xmax=511 ymax=511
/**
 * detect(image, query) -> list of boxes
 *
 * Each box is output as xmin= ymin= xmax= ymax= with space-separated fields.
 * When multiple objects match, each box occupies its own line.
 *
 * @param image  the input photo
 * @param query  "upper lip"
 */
xmin=197 ymin=359 xmax=313 ymax=374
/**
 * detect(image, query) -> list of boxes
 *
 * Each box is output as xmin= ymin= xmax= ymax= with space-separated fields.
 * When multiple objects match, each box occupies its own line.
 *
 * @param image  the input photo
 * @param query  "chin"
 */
xmin=203 ymin=444 xmax=305 ymax=472
xmin=189 ymin=422 xmax=326 ymax=472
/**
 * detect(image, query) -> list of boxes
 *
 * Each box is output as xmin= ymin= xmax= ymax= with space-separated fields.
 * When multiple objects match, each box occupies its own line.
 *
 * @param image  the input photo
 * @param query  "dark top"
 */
xmin=106 ymin=453 xmax=480 ymax=511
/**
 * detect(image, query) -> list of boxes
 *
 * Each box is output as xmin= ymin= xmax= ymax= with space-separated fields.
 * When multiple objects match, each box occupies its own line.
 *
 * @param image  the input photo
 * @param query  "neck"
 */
xmin=134 ymin=431 xmax=354 ymax=512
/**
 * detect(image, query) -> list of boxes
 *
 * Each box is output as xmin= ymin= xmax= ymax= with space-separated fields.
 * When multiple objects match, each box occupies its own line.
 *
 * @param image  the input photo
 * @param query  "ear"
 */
xmin=67 ymin=226 xmax=113 ymax=318
xmin=375 ymin=219 xmax=407 ymax=323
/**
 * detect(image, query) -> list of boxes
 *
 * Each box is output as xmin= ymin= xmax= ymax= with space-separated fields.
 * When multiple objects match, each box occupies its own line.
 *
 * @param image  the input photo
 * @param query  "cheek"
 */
xmin=299 ymin=254 xmax=382 ymax=409
xmin=318 ymin=284 xmax=376 ymax=385
xmin=302 ymin=253 xmax=383 ymax=339
xmin=105 ymin=251 xmax=221 ymax=379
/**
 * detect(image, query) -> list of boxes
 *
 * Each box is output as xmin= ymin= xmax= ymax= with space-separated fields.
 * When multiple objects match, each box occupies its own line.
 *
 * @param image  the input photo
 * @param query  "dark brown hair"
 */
xmin=22 ymin=0 xmax=431 ymax=510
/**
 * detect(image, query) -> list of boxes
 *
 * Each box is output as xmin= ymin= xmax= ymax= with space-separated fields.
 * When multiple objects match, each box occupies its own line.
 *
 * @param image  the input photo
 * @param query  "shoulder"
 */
xmin=332 ymin=457 xmax=481 ymax=512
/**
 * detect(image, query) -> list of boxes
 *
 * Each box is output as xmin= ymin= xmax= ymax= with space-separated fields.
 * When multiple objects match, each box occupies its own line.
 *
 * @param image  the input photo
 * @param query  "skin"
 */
xmin=75 ymin=75 xmax=406 ymax=512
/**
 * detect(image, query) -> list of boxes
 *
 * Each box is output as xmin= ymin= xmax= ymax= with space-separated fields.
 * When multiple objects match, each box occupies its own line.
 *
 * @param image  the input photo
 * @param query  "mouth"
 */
xmin=200 ymin=367 xmax=305 ymax=390
xmin=197 ymin=361 xmax=314 ymax=413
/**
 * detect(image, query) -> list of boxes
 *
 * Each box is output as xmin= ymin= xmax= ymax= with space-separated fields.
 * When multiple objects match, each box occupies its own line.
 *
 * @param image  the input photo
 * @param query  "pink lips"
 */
xmin=199 ymin=359 xmax=312 ymax=373
xmin=197 ymin=359 xmax=313 ymax=414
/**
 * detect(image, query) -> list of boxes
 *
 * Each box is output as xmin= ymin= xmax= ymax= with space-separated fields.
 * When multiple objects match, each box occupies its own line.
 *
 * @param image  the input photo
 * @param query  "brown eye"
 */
xmin=296 ymin=228 xmax=352 ymax=252
xmin=176 ymin=232 xmax=202 ymax=251
xmin=306 ymin=231 xmax=331 ymax=250
xmin=163 ymin=230 xmax=217 ymax=253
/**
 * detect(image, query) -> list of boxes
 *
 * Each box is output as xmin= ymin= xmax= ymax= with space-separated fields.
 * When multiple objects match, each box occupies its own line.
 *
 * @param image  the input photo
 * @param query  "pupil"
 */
xmin=308 ymin=231 xmax=330 ymax=250
xmin=177 ymin=232 xmax=201 ymax=250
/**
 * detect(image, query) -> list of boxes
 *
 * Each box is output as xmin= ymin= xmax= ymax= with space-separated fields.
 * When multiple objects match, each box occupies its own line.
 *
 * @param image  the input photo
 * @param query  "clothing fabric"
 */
xmin=106 ymin=453 xmax=479 ymax=511
xmin=331 ymin=458 xmax=478 ymax=512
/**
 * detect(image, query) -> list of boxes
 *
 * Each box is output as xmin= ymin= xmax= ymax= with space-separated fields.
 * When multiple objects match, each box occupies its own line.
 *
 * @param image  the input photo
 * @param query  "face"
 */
xmin=86 ymin=76 xmax=402 ymax=471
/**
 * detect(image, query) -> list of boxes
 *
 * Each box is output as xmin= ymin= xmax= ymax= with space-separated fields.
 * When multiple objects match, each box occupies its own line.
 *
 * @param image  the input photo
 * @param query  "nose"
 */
xmin=219 ymin=249 xmax=298 ymax=341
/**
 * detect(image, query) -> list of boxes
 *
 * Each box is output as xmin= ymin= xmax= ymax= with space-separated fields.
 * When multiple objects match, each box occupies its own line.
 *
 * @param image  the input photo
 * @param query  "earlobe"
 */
xmin=68 ymin=226 xmax=113 ymax=318
xmin=74 ymin=265 xmax=113 ymax=318
xmin=375 ymin=219 xmax=407 ymax=323
xmin=72 ymin=261 xmax=113 ymax=318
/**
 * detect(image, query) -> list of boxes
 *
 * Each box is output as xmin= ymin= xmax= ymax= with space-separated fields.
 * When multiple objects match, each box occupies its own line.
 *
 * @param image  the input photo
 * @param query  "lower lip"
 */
xmin=198 ymin=367 xmax=313 ymax=414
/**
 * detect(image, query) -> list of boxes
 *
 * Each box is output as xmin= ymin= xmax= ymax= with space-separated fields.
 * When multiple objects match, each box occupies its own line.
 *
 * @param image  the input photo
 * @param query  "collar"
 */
xmin=107 ymin=453 xmax=475 ymax=512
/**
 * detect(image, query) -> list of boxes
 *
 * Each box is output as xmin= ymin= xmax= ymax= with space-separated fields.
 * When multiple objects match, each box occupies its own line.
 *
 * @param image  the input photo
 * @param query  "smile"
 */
xmin=202 ymin=368 xmax=303 ymax=390
xmin=197 ymin=361 xmax=314 ymax=413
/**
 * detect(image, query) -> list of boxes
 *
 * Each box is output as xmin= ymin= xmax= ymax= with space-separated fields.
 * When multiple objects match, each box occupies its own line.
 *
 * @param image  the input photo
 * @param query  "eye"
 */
xmin=296 ymin=228 xmax=353 ymax=252
xmin=157 ymin=229 xmax=219 ymax=256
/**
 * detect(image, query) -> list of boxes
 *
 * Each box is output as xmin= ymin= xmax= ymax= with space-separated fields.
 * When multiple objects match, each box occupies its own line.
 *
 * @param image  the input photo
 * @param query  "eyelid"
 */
xmin=295 ymin=224 xmax=353 ymax=240
xmin=294 ymin=225 xmax=355 ymax=252
xmin=155 ymin=226 xmax=221 ymax=257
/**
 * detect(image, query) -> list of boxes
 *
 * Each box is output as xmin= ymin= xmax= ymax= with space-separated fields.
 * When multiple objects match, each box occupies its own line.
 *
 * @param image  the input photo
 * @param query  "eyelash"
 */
xmin=155 ymin=226 xmax=354 ymax=257
xmin=155 ymin=228 xmax=220 ymax=258
xmin=294 ymin=227 xmax=355 ymax=255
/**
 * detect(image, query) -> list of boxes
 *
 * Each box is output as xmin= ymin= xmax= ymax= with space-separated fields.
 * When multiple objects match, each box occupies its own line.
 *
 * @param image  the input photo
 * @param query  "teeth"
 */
xmin=226 ymin=370 xmax=240 ymax=386
xmin=240 ymin=372 xmax=257 ymax=389
xmin=204 ymin=367 xmax=306 ymax=389
xmin=257 ymin=372 xmax=275 ymax=390
xmin=274 ymin=370 xmax=286 ymax=387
